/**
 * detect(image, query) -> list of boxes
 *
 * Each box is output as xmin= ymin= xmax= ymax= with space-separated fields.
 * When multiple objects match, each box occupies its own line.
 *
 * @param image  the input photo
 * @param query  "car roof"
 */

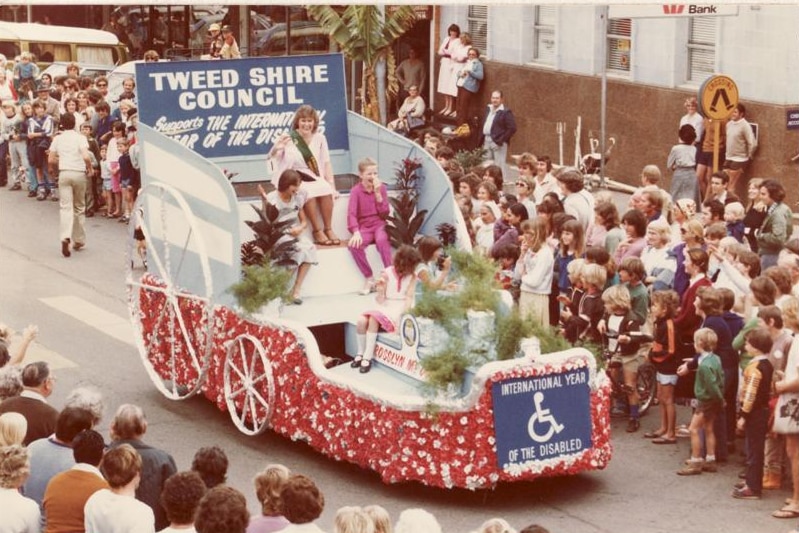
xmin=0 ymin=21 xmax=121 ymax=45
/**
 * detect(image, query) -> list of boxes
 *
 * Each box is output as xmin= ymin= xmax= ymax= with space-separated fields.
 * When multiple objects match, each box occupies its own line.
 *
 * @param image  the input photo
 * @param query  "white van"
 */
xmin=0 ymin=21 xmax=128 ymax=67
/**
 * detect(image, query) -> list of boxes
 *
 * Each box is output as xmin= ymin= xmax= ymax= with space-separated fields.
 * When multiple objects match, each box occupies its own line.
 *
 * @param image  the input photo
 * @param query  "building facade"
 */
xmin=436 ymin=4 xmax=799 ymax=200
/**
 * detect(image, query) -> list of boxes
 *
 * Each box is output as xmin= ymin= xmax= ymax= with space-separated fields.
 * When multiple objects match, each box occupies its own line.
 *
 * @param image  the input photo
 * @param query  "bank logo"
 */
xmin=663 ymin=4 xmax=720 ymax=14
xmin=662 ymin=4 xmax=685 ymax=14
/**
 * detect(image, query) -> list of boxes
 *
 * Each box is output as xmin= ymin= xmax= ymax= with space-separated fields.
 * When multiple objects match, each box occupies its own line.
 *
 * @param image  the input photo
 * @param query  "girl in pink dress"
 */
xmin=351 ymin=245 xmax=422 ymax=374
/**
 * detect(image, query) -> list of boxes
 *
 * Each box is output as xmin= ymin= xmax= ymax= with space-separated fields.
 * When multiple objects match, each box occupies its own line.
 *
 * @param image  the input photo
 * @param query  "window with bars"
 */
xmin=687 ymin=17 xmax=716 ymax=83
xmin=607 ymin=18 xmax=631 ymax=73
xmin=533 ymin=5 xmax=556 ymax=64
xmin=467 ymin=5 xmax=488 ymax=53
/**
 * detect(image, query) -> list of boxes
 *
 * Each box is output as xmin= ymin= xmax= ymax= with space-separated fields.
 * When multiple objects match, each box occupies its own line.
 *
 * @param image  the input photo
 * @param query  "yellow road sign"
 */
xmin=700 ymin=75 xmax=739 ymax=120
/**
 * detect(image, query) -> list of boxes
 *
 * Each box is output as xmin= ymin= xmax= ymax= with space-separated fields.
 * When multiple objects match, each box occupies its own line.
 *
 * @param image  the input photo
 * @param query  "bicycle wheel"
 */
xmin=637 ymin=362 xmax=657 ymax=416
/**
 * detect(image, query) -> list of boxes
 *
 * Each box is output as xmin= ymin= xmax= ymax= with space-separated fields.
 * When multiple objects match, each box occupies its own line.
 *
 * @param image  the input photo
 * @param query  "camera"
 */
xmin=436 ymin=253 xmax=449 ymax=270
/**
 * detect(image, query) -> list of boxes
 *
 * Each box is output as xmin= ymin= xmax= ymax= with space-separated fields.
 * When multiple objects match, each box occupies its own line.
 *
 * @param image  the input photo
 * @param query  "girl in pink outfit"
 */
xmin=352 ymin=245 xmax=421 ymax=374
xmin=347 ymin=158 xmax=392 ymax=295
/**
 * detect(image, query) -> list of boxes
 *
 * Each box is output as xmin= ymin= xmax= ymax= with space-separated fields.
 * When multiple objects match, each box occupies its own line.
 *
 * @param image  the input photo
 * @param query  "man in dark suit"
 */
xmin=479 ymin=90 xmax=517 ymax=177
xmin=0 ymin=361 xmax=59 ymax=445
xmin=109 ymin=404 xmax=178 ymax=531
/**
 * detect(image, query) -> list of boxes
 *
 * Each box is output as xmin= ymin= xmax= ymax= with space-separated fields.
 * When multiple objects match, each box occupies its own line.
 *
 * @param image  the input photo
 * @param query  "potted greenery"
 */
xmin=449 ymin=249 xmax=500 ymax=343
xmin=494 ymin=310 xmax=537 ymax=361
xmin=412 ymin=287 xmax=463 ymax=353
xmin=230 ymin=199 xmax=298 ymax=318
xmin=386 ymin=157 xmax=427 ymax=247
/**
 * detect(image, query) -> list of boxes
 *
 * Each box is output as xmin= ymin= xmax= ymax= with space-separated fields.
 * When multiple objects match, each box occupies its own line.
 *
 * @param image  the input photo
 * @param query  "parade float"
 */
xmin=127 ymin=54 xmax=612 ymax=489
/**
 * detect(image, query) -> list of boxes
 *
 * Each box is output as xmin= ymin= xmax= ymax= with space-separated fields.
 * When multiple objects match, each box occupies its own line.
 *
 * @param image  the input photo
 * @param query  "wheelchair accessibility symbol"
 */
xmin=527 ymin=392 xmax=565 ymax=443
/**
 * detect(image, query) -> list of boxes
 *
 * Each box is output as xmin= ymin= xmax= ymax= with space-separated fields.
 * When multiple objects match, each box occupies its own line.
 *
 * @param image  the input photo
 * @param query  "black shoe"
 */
xmin=9 ymin=183 xmax=21 ymax=191
xmin=27 ymin=190 xmax=37 ymax=198
xmin=626 ymin=419 xmax=640 ymax=433
xmin=359 ymin=360 xmax=372 ymax=374
xmin=350 ymin=356 xmax=363 ymax=368
xmin=61 ymin=238 xmax=71 ymax=258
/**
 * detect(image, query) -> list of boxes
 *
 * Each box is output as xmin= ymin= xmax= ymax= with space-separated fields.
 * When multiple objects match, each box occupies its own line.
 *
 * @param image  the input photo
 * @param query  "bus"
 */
xmin=0 ymin=21 xmax=128 ymax=68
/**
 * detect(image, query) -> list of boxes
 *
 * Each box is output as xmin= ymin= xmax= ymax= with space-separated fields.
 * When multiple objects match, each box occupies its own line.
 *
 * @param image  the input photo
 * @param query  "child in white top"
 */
xmin=353 ymin=245 xmax=421 ymax=374
xmin=515 ymin=218 xmax=554 ymax=328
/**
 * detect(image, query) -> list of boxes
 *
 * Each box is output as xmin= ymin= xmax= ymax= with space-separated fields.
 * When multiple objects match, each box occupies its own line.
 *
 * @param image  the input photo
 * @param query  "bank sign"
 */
xmin=136 ymin=54 xmax=349 ymax=159
xmin=608 ymin=4 xmax=739 ymax=18
xmin=492 ymin=367 xmax=592 ymax=469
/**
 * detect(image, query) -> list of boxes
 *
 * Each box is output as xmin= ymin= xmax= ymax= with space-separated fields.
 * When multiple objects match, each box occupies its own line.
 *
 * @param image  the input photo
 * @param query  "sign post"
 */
xmin=699 ymin=75 xmax=739 ymax=172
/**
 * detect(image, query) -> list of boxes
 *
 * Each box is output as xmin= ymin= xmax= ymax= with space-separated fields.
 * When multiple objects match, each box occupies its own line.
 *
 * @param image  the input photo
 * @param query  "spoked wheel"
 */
xmin=224 ymin=334 xmax=275 ymax=435
xmin=126 ymin=183 xmax=214 ymax=400
xmin=637 ymin=362 xmax=657 ymax=416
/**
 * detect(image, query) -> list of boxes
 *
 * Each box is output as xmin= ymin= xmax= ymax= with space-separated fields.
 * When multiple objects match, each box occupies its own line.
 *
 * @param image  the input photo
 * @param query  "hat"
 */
xmin=35 ymin=81 xmax=49 ymax=92
xmin=221 ymin=25 xmax=232 ymax=33
xmin=483 ymin=201 xmax=501 ymax=221
xmin=209 ymin=23 xmax=221 ymax=32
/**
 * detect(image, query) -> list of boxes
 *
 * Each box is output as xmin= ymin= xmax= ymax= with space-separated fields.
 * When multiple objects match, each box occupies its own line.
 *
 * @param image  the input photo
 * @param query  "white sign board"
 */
xmin=608 ymin=4 xmax=739 ymax=18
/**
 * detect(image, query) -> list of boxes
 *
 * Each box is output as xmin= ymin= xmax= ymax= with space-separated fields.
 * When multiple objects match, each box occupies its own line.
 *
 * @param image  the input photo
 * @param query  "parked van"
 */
xmin=0 ymin=22 xmax=128 ymax=68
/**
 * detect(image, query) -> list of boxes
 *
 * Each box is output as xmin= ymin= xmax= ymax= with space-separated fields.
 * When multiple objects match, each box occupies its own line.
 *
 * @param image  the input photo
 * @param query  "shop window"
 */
xmin=687 ymin=17 xmax=716 ymax=83
xmin=606 ymin=18 xmax=631 ymax=73
xmin=467 ymin=5 xmax=487 ymax=53
xmin=532 ymin=5 xmax=556 ymax=64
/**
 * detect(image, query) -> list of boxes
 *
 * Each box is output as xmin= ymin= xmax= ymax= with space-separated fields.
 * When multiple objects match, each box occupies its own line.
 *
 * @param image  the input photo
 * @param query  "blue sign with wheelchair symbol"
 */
xmin=492 ymin=367 xmax=592 ymax=468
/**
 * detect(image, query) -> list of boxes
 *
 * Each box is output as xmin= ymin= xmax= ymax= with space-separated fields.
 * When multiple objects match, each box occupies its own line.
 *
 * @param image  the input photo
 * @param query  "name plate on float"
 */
xmin=136 ymin=54 xmax=349 ymax=159
xmin=372 ymin=315 xmax=426 ymax=381
xmin=492 ymin=367 xmax=593 ymax=469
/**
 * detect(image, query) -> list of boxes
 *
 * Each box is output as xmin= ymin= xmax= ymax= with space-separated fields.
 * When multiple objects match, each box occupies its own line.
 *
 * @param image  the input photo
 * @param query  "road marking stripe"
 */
xmin=39 ymin=296 xmax=135 ymax=347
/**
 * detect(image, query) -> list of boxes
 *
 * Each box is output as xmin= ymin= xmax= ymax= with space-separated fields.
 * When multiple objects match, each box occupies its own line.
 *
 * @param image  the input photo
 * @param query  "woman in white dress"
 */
xmin=269 ymin=105 xmax=340 ymax=246
xmin=436 ymin=24 xmax=462 ymax=118
xmin=258 ymin=171 xmax=317 ymax=305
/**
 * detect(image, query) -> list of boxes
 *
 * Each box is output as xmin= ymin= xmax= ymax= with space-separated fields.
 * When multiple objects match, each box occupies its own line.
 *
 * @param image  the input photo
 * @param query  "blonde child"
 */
xmin=558 ymin=258 xmax=586 ymax=325
xmin=515 ymin=218 xmax=554 ymax=327
xmin=353 ymin=245 xmax=421 ymax=374
xmin=334 ymin=507 xmax=375 ymax=533
xmin=364 ymin=506 xmax=391 ymax=533
xmin=676 ymin=328 xmax=724 ymax=475
xmin=561 ymin=263 xmax=606 ymax=344
xmin=644 ymin=290 xmax=680 ymax=444
xmin=724 ymin=201 xmax=745 ymax=243
xmin=599 ymin=284 xmax=644 ymax=432
xmin=250 ymin=463 xmax=291 ymax=533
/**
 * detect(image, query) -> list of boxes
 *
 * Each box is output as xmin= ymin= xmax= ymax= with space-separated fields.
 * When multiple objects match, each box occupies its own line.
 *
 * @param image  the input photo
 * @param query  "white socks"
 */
xmin=356 ymin=333 xmax=366 ymax=356
xmin=363 ymin=332 xmax=377 ymax=362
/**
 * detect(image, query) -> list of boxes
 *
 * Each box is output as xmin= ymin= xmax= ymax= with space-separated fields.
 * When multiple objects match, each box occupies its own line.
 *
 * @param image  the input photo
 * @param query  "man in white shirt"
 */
xmin=557 ymin=168 xmax=595 ymax=231
xmin=48 ymin=113 xmax=92 ymax=257
xmin=479 ymin=90 xmax=516 ymax=177
xmin=723 ymin=102 xmax=757 ymax=193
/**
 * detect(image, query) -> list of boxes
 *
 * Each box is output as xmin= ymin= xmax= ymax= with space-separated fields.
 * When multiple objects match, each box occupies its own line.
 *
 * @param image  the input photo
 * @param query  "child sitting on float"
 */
xmin=352 ymin=245 xmax=422 ymax=374
xmin=347 ymin=157 xmax=392 ymax=296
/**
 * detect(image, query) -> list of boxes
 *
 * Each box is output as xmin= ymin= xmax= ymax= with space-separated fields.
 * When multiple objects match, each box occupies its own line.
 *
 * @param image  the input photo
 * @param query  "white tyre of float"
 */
xmin=223 ymin=333 xmax=275 ymax=435
xmin=126 ymin=183 xmax=214 ymax=400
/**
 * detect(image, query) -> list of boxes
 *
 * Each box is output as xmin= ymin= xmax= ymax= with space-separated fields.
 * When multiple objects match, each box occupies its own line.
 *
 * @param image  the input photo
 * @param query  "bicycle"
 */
xmin=603 ymin=330 xmax=657 ymax=416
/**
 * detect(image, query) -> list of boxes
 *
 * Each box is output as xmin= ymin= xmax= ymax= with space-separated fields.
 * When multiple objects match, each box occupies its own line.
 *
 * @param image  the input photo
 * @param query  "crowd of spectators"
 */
xmin=0 ymin=355 xmax=553 ymax=533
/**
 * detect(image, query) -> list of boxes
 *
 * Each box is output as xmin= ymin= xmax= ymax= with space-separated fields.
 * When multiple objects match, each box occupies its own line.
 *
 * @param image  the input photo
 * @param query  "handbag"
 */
xmin=772 ymin=392 xmax=799 ymax=434
xmin=407 ymin=116 xmax=425 ymax=130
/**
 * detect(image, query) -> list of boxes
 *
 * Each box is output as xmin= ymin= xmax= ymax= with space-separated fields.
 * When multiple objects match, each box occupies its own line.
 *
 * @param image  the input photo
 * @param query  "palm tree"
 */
xmin=307 ymin=5 xmax=417 ymax=125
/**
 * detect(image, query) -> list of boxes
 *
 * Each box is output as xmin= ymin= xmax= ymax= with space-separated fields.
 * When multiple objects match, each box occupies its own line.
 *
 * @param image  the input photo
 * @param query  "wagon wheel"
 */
xmin=126 ymin=183 xmax=214 ymax=400
xmin=224 ymin=333 xmax=275 ymax=435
